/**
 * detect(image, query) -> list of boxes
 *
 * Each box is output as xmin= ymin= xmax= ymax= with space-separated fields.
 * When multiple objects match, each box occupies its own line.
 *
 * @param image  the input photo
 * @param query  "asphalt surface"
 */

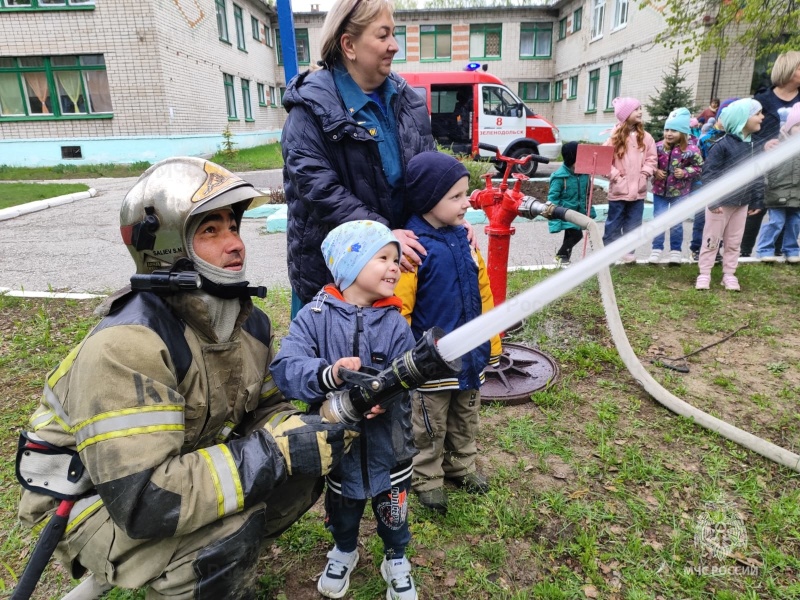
xmin=0 ymin=164 xmax=693 ymax=295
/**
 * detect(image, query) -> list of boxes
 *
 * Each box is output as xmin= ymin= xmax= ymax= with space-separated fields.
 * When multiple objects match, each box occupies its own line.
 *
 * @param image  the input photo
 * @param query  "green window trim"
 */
xmin=469 ymin=23 xmax=502 ymax=60
xmin=241 ymin=78 xmax=252 ymax=120
xmin=215 ymin=0 xmax=229 ymax=43
xmin=587 ymin=68 xmax=599 ymax=112
xmin=518 ymin=81 xmax=550 ymax=103
xmin=573 ymin=7 xmax=582 ymax=32
xmin=554 ymin=79 xmax=563 ymax=101
xmin=394 ymin=26 xmax=407 ymax=62
xmin=296 ymin=29 xmax=310 ymax=65
xmin=0 ymin=0 xmax=94 ymax=10
xmin=275 ymin=29 xmax=282 ymax=65
xmin=606 ymin=61 xmax=622 ymax=109
xmin=251 ymin=15 xmax=260 ymax=41
xmin=558 ymin=18 xmax=567 ymax=41
xmin=223 ymin=73 xmax=237 ymax=119
xmin=264 ymin=25 xmax=273 ymax=47
xmin=0 ymin=55 xmax=113 ymax=120
xmin=568 ymin=75 xmax=578 ymax=99
xmin=519 ymin=22 xmax=552 ymax=59
xmin=420 ymin=24 xmax=451 ymax=61
xmin=233 ymin=4 xmax=246 ymax=51
xmin=269 ymin=86 xmax=277 ymax=106
xmin=257 ymin=83 xmax=266 ymax=106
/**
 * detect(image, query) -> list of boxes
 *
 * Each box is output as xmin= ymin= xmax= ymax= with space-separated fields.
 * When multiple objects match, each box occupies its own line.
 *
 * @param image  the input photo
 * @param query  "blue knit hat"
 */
xmin=664 ymin=107 xmax=691 ymax=134
xmin=321 ymin=220 xmax=401 ymax=292
xmin=406 ymin=151 xmax=470 ymax=216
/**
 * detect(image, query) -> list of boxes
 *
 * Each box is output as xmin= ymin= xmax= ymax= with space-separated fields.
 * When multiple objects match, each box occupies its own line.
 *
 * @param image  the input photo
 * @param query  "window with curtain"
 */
xmin=258 ymin=83 xmax=266 ymax=105
xmin=587 ymin=68 xmax=599 ymax=111
xmin=0 ymin=54 xmax=112 ymax=119
xmin=215 ymin=0 xmax=229 ymax=42
xmin=0 ymin=0 xmax=94 ymax=9
xmin=234 ymin=4 xmax=246 ymax=51
xmin=519 ymin=23 xmax=552 ymax=58
xmin=394 ymin=26 xmax=406 ymax=61
xmin=242 ymin=79 xmax=252 ymax=120
xmin=591 ymin=0 xmax=605 ymax=39
xmin=470 ymin=24 xmax=501 ymax=60
xmin=606 ymin=62 xmax=622 ymax=108
xmin=269 ymin=86 xmax=277 ymax=105
xmin=519 ymin=81 xmax=550 ymax=102
xmin=554 ymin=80 xmax=563 ymax=101
xmin=568 ymin=75 xmax=578 ymax=99
xmin=420 ymin=25 xmax=451 ymax=60
xmin=224 ymin=73 xmax=237 ymax=118
xmin=613 ymin=0 xmax=628 ymax=29
xmin=296 ymin=29 xmax=310 ymax=65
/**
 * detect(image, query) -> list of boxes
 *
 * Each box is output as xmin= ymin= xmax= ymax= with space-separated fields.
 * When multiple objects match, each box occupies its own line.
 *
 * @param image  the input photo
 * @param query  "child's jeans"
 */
xmin=652 ymin=194 xmax=687 ymax=251
xmin=698 ymin=205 xmax=748 ymax=276
xmin=602 ymin=199 xmax=644 ymax=246
xmin=756 ymin=208 xmax=800 ymax=258
xmin=690 ymin=208 xmax=705 ymax=254
xmin=324 ymin=465 xmax=412 ymax=559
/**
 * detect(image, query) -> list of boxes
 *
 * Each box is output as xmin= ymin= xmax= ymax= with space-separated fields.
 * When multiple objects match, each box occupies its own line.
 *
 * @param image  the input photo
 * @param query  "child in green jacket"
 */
xmin=548 ymin=141 xmax=596 ymax=266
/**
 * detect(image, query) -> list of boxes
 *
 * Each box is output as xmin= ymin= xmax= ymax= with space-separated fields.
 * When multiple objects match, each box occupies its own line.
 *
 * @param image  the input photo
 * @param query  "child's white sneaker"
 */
xmin=668 ymin=250 xmax=682 ymax=265
xmin=381 ymin=556 xmax=418 ymax=600
xmin=318 ymin=547 xmax=359 ymax=598
xmin=648 ymin=250 xmax=662 ymax=264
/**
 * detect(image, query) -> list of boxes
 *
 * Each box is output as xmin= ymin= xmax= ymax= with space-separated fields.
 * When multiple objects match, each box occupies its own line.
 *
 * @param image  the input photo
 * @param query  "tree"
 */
xmin=641 ymin=0 xmax=800 ymax=62
xmin=644 ymin=57 xmax=699 ymax=141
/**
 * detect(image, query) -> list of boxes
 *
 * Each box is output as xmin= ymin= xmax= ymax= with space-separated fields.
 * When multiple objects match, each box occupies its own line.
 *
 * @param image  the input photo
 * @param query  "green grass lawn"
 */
xmin=0 ymin=182 xmax=90 ymax=210
xmin=209 ymin=142 xmax=284 ymax=171
xmin=2 ymin=264 xmax=799 ymax=599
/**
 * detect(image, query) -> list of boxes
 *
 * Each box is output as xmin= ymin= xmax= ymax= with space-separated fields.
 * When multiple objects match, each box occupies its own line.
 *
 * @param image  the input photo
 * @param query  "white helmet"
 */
xmin=120 ymin=157 xmax=263 ymax=274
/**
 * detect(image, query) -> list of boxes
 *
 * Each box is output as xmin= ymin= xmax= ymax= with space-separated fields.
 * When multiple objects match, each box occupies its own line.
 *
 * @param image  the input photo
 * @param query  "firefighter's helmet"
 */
xmin=120 ymin=157 xmax=263 ymax=274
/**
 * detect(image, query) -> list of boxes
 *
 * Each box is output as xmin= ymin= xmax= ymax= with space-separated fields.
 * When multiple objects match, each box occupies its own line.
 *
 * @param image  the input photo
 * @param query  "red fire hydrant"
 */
xmin=469 ymin=144 xmax=550 ymax=306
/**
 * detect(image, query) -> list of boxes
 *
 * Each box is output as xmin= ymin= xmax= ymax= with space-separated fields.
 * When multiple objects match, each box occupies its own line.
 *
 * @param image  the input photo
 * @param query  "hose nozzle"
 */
xmin=518 ymin=196 xmax=568 ymax=221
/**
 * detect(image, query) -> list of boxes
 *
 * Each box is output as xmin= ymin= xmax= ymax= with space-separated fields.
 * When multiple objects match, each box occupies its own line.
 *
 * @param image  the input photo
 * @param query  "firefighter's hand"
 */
xmin=393 ymin=229 xmax=427 ymax=271
xmin=263 ymin=412 xmax=359 ymax=477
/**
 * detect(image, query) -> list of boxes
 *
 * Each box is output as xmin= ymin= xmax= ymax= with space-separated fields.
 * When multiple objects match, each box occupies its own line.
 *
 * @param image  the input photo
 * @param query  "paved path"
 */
xmin=0 ymin=166 xmax=695 ymax=295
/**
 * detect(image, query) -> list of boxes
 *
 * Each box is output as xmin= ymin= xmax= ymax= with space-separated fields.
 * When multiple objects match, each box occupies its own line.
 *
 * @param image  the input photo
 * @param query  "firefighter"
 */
xmin=16 ymin=157 xmax=357 ymax=599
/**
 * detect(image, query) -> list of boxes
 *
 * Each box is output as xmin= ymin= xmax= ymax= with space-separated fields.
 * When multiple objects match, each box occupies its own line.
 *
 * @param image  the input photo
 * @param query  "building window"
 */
xmin=241 ymin=79 xmax=252 ymax=120
xmin=0 ymin=0 xmax=94 ymax=8
xmin=470 ymin=24 xmax=501 ymax=60
xmin=587 ymin=68 xmax=599 ymax=112
xmin=420 ymin=25 xmax=451 ymax=61
xmin=275 ymin=29 xmax=282 ymax=64
xmin=591 ymin=0 xmax=605 ymax=40
xmin=520 ymin=23 xmax=552 ymax=59
xmin=269 ymin=86 xmax=277 ymax=106
xmin=0 ymin=55 xmax=112 ymax=119
xmin=296 ymin=28 xmax=310 ymax=65
xmin=554 ymin=79 xmax=563 ymax=101
xmin=215 ymin=0 xmax=229 ymax=42
xmin=233 ymin=4 xmax=246 ymax=51
xmin=568 ymin=75 xmax=578 ymax=99
xmin=257 ymin=83 xmax=266 ymax=106
xmin=251 ymin=16 xmax=260 ymax=40
xmin=519 ymin=81 xmax=550 ymax=103
xmin=558 ymin=17 xmax=567 ymax=41
xmin=612 ymin=0 xmax=628 ymax=29
xmin=264 ymin=24 xmax=272 ymax=47
xmin=573 ymin=7 xmax=582 ymax=32
xmin=394 ymin=26 xmax=406 ymax=61
xmin=279 ymin=87 xmax=286 ymax=104
xmin=606 ymin=62 xmax=622 ymax=108
xmin=224 ymin=73 xmax=237 ymax=119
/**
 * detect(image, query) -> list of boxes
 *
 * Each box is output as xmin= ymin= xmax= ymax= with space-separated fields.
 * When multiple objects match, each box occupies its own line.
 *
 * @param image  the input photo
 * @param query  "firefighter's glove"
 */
xmin=263 ymin=412 xmax=359 ymax=477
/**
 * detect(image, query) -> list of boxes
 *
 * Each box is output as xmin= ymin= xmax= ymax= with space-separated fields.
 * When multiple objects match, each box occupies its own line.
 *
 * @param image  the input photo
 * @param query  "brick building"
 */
xmin=0 ymin=0 xmax=755 ymax=166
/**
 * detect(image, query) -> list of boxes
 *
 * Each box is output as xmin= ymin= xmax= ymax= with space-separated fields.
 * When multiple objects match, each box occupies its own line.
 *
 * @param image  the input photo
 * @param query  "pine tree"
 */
xmin=644 ymin=57 xmax=699 ymax=142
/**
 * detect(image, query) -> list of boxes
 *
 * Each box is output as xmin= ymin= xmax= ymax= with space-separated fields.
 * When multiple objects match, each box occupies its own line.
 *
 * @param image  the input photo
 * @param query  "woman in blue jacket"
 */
xmin=281 ymin=0 xmax=435 ymax=314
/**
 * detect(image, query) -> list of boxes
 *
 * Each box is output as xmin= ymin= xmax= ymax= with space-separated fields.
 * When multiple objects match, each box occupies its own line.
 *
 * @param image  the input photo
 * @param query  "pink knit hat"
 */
xmin=781 ymin=103 xmax=800 ymax=135
xmin=613 ymin=97 xmax=640 ymax=123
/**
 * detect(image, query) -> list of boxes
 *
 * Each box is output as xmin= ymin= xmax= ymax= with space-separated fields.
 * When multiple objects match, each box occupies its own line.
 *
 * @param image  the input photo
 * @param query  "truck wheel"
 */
xmin=509 ymin=148 xmax=539 ymax=176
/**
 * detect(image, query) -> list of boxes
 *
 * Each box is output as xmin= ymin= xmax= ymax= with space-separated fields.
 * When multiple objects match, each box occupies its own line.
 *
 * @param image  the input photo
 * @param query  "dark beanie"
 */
xmin=561 ymin=141 xmax=579 ymax=167
xmin=406 ymin=151 xmax=470 ymax=216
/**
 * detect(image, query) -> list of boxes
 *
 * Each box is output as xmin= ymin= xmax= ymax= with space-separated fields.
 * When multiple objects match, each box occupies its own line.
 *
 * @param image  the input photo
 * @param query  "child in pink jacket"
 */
xmin=602 ymin=97 xmax=657 ymax=263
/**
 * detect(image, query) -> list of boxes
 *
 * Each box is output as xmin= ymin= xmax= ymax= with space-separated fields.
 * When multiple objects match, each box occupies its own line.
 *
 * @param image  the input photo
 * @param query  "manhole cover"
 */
xmin=482 ymin=342 xmax=559 ymax=405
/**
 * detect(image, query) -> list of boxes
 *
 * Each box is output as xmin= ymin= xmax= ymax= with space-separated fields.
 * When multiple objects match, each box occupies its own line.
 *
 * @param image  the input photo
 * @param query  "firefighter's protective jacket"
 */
xmin=18 ymin=290 xmax=295 ymax=550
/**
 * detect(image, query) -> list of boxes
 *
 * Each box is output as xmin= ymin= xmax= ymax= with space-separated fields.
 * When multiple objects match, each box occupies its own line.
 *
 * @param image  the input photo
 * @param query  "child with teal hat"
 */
xmin=649 ymin=107 xmax=704 ymax=265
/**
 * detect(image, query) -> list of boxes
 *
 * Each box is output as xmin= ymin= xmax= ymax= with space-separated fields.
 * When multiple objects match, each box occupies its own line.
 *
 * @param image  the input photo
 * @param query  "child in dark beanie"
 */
xmin=547 ymin=141 xmax=596 ymax=266
xmin=395 ymin=151 xmax=502 ymax=515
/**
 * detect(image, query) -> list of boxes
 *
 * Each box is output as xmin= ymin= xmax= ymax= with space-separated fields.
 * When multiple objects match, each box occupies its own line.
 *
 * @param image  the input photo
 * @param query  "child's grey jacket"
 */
xmin=271 ymin=287 xmax=417 ymax=498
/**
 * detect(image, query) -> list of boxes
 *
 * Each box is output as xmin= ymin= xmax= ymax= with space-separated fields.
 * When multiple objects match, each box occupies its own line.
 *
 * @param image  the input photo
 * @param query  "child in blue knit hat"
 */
xmin=271 ymin=219 xmax=420 ymax=600
xmin=395 ymin=151 xmax=502 ymax=515
xmin=649 ymin=107 xmax=704 ymax=265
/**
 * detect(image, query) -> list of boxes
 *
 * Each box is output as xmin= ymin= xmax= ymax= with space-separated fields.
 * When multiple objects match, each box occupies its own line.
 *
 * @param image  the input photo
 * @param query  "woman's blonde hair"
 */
xmin=770 ymin=51 xmax=800 ymax=87
xmin=319 ymin=0 xmax=395 ymax=68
